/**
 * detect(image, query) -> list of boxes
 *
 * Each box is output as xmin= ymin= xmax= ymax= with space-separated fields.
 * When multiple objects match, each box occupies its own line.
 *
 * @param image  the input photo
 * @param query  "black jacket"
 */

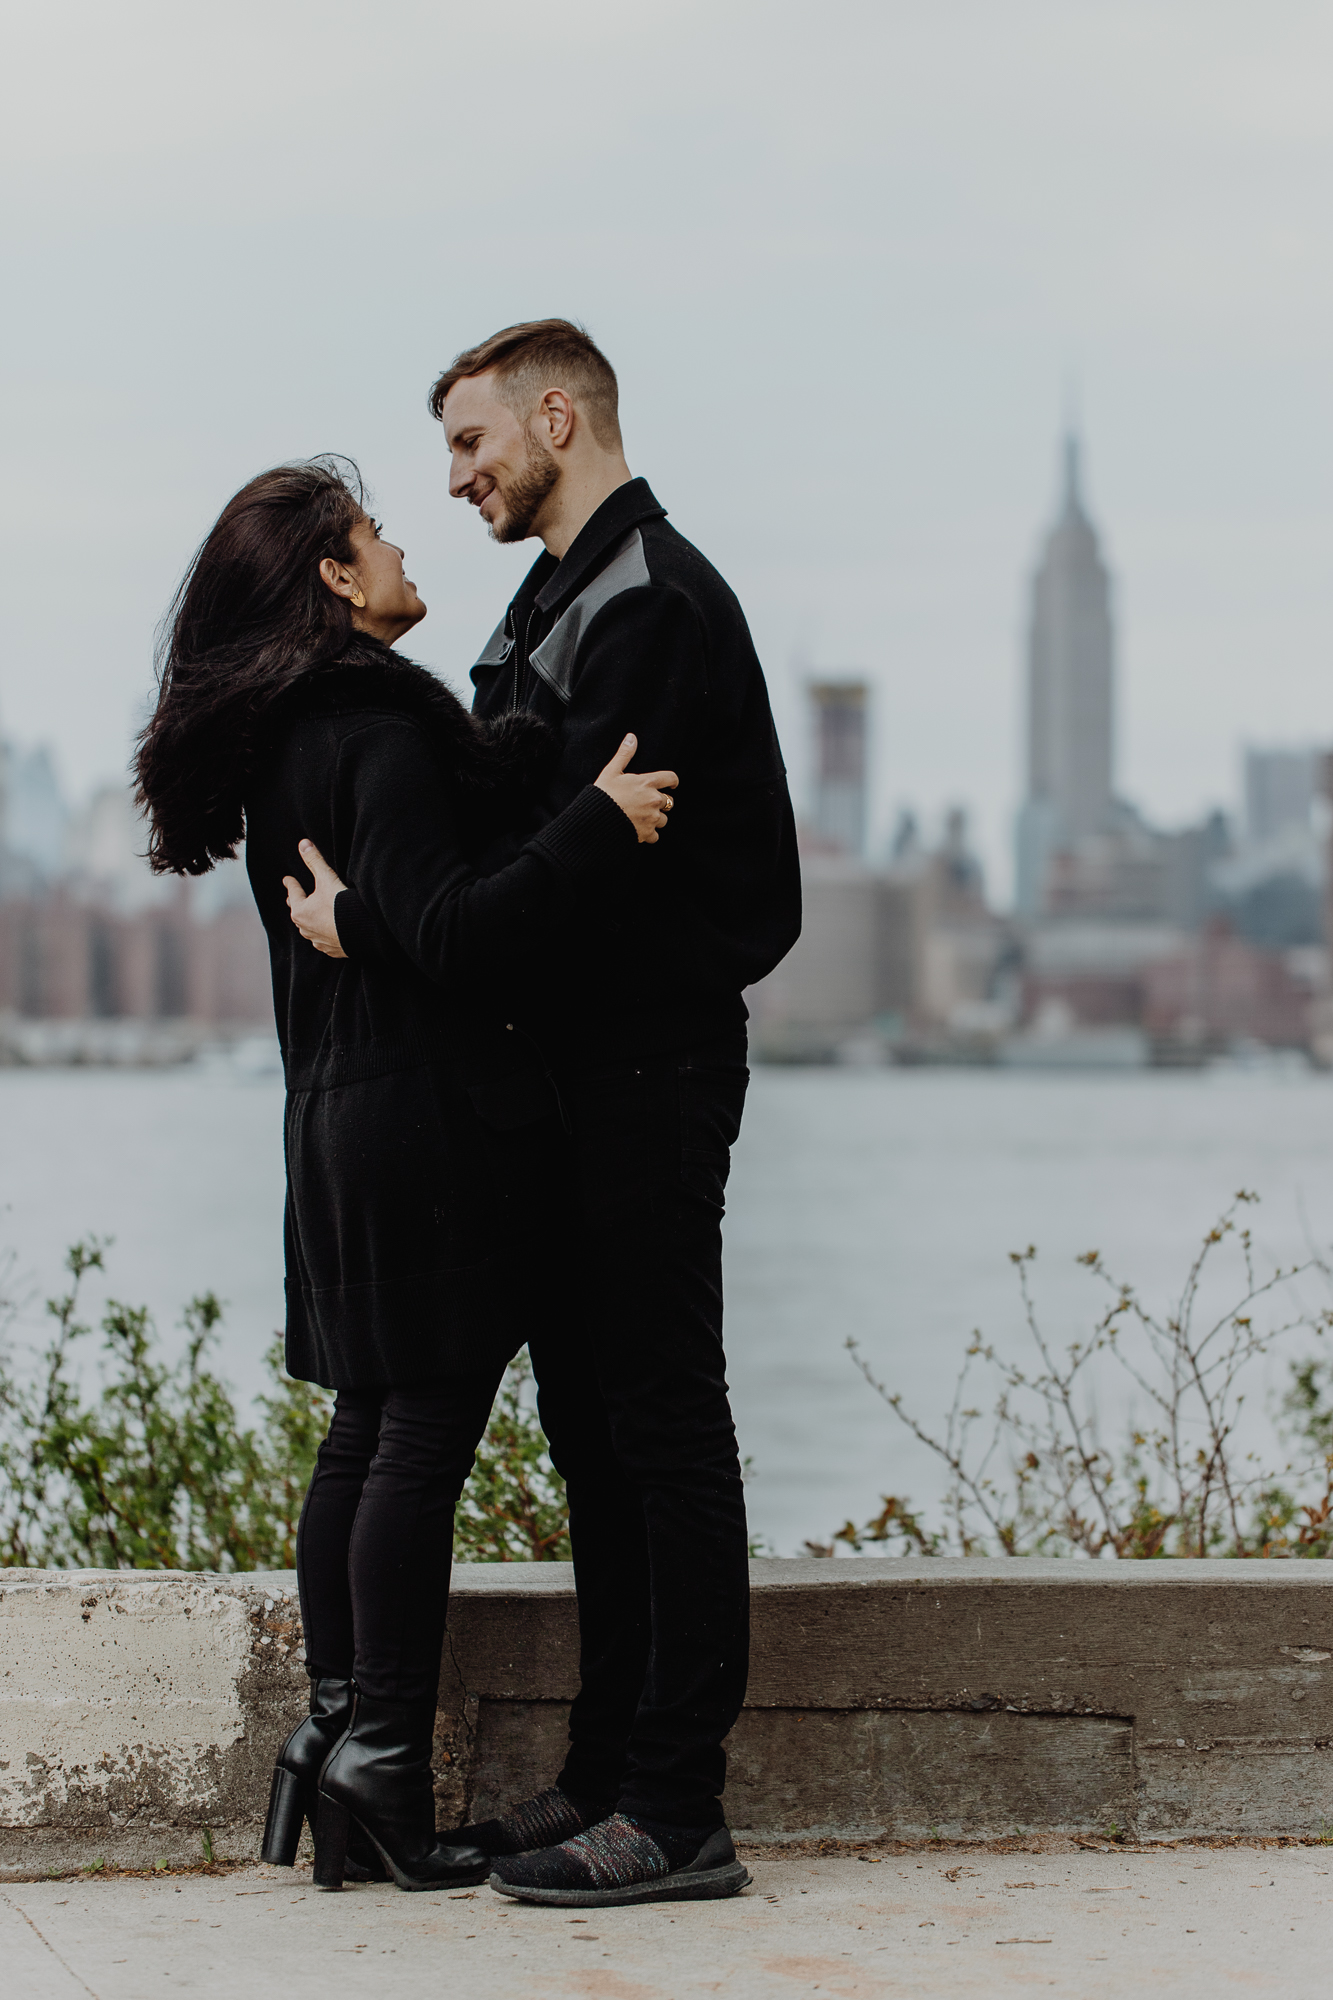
xmin=346 ymin=479 xmax=799 ymax=1061
xmin=243 ymin=636 xmax=636 ymax=1389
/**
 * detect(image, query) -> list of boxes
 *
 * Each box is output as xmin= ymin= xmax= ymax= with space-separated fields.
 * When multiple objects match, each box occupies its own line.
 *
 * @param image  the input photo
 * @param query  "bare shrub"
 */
xmin=813 ymin=1193 xmax=1333 ymax=1559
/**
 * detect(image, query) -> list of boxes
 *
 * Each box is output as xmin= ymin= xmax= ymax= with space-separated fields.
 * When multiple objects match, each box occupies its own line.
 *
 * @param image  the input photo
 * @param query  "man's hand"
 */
xmin=283 ymin=840 xmax=349 ymax=959
xmin=594 ymin=734 xmax=679 ymax=843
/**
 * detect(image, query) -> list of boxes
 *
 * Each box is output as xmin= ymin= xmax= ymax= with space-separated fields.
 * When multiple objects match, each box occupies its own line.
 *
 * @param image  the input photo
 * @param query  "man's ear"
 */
xmin=537 ymin=388 xmax=576 ymax=452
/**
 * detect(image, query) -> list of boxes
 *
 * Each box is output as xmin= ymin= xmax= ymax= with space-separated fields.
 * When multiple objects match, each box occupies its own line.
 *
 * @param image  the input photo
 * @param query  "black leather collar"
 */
xmin=533 ymin=477 xmax=666 ymax=615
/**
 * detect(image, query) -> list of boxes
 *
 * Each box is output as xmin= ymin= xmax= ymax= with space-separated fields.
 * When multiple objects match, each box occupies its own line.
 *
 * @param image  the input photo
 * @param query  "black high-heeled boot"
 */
xmin=313 ymin=1691 xmax=488 ymax=1892
xmin=260 ymin=1677 xmax=388 ymax=1880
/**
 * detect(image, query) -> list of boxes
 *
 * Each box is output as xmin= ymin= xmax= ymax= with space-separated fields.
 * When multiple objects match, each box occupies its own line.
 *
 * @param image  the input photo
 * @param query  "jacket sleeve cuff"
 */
xmin=529 ymin=783 xmax=641 ymax=880
xmin=333 ymin=887 xmax=386 ymax=963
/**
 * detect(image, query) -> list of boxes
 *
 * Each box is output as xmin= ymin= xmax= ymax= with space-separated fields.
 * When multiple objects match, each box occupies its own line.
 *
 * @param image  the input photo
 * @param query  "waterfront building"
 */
xmin=0 ymin=757 xmax=272 ymax=1055
xmin=807 ymin=680 xmax=869 ymax=858
xmin=1208 ymin=746 xmax=1325 ymax=949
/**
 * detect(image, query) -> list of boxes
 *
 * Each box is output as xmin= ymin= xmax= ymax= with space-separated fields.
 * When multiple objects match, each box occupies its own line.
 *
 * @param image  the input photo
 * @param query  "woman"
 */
xmin=134 ymin=456 xmax=676 ymax=1892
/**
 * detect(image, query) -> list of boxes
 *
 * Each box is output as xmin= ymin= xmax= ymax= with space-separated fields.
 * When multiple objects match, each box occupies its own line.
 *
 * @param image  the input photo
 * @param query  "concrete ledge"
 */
xmin=4 ymin=1558 xmax=1333 ymax=1870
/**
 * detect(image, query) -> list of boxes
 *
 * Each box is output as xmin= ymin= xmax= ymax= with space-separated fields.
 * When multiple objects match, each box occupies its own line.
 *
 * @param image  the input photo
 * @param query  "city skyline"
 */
xmin=3 ymin=409 xmax=1326 ymax=921
xmin=4 ymin=2 xmax=1333 ymax=910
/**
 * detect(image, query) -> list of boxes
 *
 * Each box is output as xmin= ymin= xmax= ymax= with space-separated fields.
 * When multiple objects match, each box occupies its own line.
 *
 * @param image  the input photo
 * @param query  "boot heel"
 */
xmin=313 ymin=1794 xmax=351 ymax=1889
xmin=260 ymin=1766 xmax=305 ymax=1867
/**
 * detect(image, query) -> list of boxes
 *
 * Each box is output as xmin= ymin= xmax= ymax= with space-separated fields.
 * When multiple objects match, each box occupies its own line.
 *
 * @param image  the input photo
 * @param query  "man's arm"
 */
xmin=283 ymin=725 xmax=676 ymax=973
xmin=321 ymin=720 xmax=634 ymax=992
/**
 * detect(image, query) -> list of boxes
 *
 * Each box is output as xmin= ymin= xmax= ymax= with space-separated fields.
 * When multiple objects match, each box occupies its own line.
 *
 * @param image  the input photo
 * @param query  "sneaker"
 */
xmin=464 ymin=1785 xmax=610 ymax=1858
xmin=488 ymin=1813 xmax=750 ymax=1907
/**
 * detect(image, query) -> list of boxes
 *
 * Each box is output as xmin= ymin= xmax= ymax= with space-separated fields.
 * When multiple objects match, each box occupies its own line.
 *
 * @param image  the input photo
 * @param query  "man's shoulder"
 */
xmin=633 ymin=516 xmax=756 ymax=664
xmin=638 ymin=513 xmax=736 ymax=604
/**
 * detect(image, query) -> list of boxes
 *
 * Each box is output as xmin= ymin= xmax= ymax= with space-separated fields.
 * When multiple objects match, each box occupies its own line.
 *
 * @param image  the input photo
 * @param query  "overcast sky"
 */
xmin=4 ymin=0 xmax=1332 ymax=899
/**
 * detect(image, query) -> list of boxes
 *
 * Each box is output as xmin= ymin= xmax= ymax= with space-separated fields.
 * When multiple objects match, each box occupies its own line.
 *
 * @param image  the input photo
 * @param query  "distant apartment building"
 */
xmin=0 ymin=890 xmax=271 ymax=1028
xmin=1208 ymin=747 xmax=1325 ymax=949
xmin=0 ymin=749 xmax=272 ymax=1044
xmin=807 ymin=681 xmax=869 ymax=858
xmin=747 ymin=677 xmax=1007 ymax=1057
xmin=1141 ymin=923 xmax=1315 ymax=1054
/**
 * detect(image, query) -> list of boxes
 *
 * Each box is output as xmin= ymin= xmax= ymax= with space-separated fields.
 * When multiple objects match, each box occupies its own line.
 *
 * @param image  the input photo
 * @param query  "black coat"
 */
xmin=243 ymin=636 xmax=635 ymax=1390
xmin=473 ymin=478 xmax=801 ymax=1057
xmin=335 ymin=481 xmax=803 ymax=1062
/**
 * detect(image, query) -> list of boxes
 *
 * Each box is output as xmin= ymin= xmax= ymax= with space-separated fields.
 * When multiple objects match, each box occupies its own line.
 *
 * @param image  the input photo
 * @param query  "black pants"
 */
xmin=297 ymin=1370 xmax=504 ymax=1705
xmin=527 ymin=1035 xmax=751 ymax=1832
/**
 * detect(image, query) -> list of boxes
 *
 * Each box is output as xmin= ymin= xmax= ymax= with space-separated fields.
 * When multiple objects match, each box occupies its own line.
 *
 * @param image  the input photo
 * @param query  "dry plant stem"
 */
xmin=1084 ymin=1198 xmax=1318 ymax=1554
xmin=849 ymin=1345 xmax=1005 ymax=1553
xmin=1012 ymin=1251 xmax=1122 ymax=1552
xmin=835 ymin=1192 xmax=1333 ymax=1561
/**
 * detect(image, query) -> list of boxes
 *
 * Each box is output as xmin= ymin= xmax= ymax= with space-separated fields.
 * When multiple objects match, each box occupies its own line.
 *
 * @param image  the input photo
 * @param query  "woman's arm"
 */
xmin=282 ymin=720 xmax=676 ymax=987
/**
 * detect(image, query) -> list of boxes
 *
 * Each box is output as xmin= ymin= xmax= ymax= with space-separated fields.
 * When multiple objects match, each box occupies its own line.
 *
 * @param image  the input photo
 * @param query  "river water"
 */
xmin=2 ymin=1058 xmax=1331 ymax=1554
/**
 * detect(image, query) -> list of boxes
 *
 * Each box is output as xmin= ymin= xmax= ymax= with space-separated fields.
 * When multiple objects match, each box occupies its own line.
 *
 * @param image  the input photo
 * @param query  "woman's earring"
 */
xmin=349 ymin=587 xmax=366 ymax=608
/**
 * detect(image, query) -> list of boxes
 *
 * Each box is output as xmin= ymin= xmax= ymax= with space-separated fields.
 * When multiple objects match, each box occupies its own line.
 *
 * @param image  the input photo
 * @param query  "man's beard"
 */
xmin=488 ymin=429 xmax=560 ymax=544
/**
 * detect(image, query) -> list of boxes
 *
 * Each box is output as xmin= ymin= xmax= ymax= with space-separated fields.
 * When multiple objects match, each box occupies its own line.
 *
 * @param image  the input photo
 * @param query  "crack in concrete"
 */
xmin=1 ymin=1889 xmax=103 ymax=1999
xmin=441 ymin=1625 xmax=481 ymax=1821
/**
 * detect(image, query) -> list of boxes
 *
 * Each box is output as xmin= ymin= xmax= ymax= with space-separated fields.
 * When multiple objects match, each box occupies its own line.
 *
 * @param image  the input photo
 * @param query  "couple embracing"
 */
xmin=135 ymin=320 xmax=800 ymax=1908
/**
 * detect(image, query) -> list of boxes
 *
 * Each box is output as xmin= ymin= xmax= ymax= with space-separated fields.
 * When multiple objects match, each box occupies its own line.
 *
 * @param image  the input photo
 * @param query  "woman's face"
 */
xmin=321 ymin=515 xmax=427 ymax=645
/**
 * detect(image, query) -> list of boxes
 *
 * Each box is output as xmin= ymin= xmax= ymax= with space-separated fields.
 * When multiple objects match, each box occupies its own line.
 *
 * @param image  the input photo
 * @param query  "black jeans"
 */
xmin=297 ymin=1371 xmax=505 ymax=1706
xmin=527 ymin=1034 xmax=751 ymax=1832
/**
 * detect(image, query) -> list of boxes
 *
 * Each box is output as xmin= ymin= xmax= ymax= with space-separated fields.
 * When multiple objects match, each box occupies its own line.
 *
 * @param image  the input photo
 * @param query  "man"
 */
xmin=294 ymin=320 xmax=800 ymax=1905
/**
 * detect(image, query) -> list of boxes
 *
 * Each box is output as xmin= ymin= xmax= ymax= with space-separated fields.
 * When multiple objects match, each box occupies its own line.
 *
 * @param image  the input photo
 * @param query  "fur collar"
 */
xmin=281 ymin=635 xmax=555 ymax=797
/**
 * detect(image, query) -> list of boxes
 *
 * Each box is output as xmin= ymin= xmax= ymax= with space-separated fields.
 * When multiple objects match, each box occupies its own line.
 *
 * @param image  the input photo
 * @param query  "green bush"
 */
xmin=453 ymin=1351 xmax=570 ymax=1562
xmin=0 ymin=1239 xmax=568 ymax=1570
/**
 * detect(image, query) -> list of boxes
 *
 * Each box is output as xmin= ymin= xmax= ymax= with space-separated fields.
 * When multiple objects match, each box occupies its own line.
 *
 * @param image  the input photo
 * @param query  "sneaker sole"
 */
xmin=487 ymin=1862 xmax=751 ymax=1907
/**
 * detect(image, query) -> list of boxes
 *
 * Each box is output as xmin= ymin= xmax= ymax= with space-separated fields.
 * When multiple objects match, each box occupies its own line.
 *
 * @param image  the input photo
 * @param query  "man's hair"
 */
xmin=428 ymin=318 xmax=621 ymax=450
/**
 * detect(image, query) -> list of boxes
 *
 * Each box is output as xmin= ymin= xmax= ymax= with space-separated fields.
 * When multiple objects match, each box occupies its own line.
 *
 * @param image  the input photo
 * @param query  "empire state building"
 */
xmin=1016 ymin=433 xmax=1116 ymax=914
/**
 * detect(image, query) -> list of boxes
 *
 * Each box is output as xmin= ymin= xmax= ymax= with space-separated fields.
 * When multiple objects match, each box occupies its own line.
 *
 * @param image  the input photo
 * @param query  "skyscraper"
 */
xmin=1016 ymin=434 xmax=1115 ymax=913
xmin=1244 ymin=747 xmax=1316 ymax=844
xmin=809 ymin=680 xmax=868 ymax=856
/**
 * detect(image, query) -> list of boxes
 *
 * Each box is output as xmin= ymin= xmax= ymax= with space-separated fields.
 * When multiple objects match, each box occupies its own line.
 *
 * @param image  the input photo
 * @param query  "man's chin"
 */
xmin=489 ymin=511 xmax=534 ymax=546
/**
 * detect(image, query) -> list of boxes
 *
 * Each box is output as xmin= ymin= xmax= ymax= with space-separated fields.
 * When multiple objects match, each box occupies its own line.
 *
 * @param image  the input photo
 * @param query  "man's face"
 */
xmin=443 ymin=372 xmax=559 ymax=544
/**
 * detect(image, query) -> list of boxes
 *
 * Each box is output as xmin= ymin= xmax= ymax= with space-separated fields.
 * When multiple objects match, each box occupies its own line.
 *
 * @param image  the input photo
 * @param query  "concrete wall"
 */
xmin=4 ymin=1558 xmax=1333 ymax=1872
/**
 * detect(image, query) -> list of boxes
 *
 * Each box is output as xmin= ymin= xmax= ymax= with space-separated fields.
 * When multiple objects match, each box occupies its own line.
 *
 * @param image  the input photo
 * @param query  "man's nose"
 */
xmin=448 ymin=455 xmax=471 ymax=499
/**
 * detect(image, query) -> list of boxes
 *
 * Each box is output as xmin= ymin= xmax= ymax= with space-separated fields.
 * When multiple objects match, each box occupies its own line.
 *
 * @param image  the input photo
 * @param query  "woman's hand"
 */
xmin=594 ymin=734 xmax=678 ymax=844
xmin=283 ymin=841 xmax=348 ymax=958
xmin=282 ymin=739 xmax=673 ymax=961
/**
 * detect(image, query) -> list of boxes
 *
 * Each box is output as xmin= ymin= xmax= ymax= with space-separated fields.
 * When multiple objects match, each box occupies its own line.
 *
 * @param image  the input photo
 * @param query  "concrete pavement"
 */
xmin=1 ymin=1843 xmax=1329 ymax=1999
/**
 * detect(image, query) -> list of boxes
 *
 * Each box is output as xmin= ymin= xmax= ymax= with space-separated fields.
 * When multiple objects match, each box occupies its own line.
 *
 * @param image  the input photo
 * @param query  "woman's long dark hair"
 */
xmin=135 ymin=455 xmax=366 ymax=875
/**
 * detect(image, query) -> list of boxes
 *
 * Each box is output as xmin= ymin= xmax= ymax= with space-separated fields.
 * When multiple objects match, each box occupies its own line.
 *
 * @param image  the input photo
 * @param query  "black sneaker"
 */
xmin=464 ymin=1784 xmax=609 ymax=1858
xmin=488 ymin=1814 xmax=750 ymax=1907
